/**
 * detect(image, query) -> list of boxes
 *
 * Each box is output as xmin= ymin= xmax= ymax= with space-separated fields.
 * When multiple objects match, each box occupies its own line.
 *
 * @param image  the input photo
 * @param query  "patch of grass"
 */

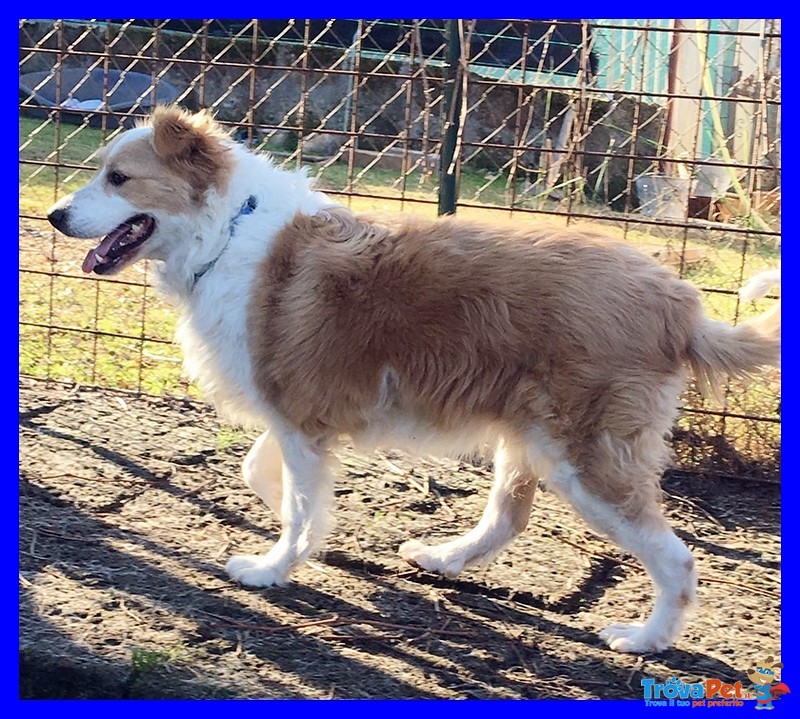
xmin=126 ymin=645 xmax=188 ymax=696
xmin=20 ymin=115 xmax=114 ymax=216
xmin=130 ymin=647 xmax=174 ymax=675
xmin=18 ymin=257 xmax=190 ymax=395
xmin=19 ymin=115 xmax=108 ymax=164
xmin=309 ymin=158 xmax=511 ymax=211
xmin=216 ymin=425 xmax=251 ymax=452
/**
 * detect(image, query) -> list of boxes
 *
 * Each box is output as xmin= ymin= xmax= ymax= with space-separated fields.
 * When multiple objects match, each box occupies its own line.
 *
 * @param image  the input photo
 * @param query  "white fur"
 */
xmin=352 ymin=414 xmax=502 ymax=458
xmin=739 ymin=268 xmax=780 ymax=303
xmin=172 ymin=147 xmax=334 ymax=425
xmin=227 ymin=425 xmax=337 ymax=586
xmin=242 ymin=431 xmax=284 ymax=519
xmin=526 ymin=425 xmax=696 ymax=653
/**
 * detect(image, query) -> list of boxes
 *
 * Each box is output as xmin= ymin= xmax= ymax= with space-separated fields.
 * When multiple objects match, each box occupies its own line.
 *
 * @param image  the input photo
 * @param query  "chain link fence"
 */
xmin=19 ymin=19 xmax=780 ymax=479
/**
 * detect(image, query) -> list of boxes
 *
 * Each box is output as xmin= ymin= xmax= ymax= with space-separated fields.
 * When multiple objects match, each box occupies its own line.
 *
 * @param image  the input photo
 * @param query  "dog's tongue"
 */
xmin=81 ymin=226 xmax=128 ymax=273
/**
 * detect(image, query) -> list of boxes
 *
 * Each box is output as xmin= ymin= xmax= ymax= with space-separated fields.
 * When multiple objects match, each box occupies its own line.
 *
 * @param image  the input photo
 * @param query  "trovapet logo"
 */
xmin=641 ymin=677 xmax=747 ymax=707
xmin=641 ymin=657 xmax=790 ymax=709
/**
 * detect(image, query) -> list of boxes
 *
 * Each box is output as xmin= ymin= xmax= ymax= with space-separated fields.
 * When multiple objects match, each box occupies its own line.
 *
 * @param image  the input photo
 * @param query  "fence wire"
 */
xmin=19 ymin=18 xmax=780 ymax=479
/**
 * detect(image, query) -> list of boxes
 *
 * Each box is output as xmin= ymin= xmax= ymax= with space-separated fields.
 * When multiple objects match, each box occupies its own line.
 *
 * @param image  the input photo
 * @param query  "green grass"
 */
xmin=216 ymin=425 xmax=251 ymax=452
xmin=20 ymin=116 xmax=114 ymax=216
xmin=19 ymin=256 xmax=188 ymax=395
xmin=307 ymin=156 xmax=515 ymax=211
xmin=130 ymin=646 xmax=175 ymax=674
xmin=19 ymin=115 xmax=780 ymax=464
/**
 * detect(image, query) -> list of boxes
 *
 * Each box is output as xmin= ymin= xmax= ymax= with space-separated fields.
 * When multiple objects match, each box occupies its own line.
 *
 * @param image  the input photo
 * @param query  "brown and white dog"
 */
xmin=47 ymin=106 xmax=780 ymax=654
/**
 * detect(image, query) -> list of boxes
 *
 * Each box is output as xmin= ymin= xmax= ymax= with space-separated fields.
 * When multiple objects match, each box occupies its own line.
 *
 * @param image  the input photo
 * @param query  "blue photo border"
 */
xmin=11 ymin=7 xmax=791 ymax=714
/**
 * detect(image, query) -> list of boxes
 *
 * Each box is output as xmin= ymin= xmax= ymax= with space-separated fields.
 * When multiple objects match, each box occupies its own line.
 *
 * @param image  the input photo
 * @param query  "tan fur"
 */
xmin=100 ymin=135 xmax=195 ymax=215
xmin=86 ymin=107 xmax=232 ymax=214
xmin=688 ymin=312 xmax=780 ymax=403
xmin=246 ymin=207 xmax=778 ymax=519
xmin=146 ymin=106 xmax=232 ymax=202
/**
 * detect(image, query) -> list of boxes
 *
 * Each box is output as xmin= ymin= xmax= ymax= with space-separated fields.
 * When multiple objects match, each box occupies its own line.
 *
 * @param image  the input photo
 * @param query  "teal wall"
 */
xmin=591 ymin=19 xmax=740 ymax=158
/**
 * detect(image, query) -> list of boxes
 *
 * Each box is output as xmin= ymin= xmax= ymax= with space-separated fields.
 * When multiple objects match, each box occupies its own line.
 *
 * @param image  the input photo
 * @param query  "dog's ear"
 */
xmin=149 ymin=106 xmax=230 ymax=200
xmin=151 ymin=106 xmax=198 ymax=160
xmin=151 ymin=106 xmax=222 ymax=160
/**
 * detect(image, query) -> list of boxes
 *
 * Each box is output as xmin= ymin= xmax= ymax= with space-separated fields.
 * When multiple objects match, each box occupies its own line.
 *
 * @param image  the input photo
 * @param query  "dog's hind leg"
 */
xmin=242 ymin=431 xmax=284 ymax=520
xmin=597 ymin=522 xmax=695 ymax=654
xmin=227 ymin=428 xmax=335 ymax=587
xmin=541 ymin=427 xmax=696 ymax=654
xmin=399 ymin=438 xmax=538 ymax=578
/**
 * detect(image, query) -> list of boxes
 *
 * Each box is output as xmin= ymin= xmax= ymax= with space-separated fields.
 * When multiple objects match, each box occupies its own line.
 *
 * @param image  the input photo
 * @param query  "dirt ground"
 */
xmin=19 ymin=377 xmax=781 ymax=699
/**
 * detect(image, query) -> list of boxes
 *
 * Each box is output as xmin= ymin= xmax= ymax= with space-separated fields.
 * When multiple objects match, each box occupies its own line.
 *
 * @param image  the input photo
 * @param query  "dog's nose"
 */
xmin=47 ymin=207 xmax=68 ymax=231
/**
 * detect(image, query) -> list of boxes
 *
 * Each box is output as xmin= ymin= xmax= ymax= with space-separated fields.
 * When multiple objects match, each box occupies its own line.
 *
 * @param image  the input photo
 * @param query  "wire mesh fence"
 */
xmin=19 ymin=18 xmax=780 ymax=479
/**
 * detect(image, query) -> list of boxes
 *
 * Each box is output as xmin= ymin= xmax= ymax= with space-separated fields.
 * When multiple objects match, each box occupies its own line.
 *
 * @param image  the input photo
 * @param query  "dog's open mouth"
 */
xmin=81 ymin=214 xmax=156 ymax=275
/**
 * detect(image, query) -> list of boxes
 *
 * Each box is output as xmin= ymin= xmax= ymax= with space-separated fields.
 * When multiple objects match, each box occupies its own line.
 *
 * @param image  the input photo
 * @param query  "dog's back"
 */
xmin=248 ymin=208 xmax=703 ymax=439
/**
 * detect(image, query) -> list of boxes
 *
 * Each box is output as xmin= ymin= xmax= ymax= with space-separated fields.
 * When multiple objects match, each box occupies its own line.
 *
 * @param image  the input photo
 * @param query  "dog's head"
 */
xmin=47 ymin=106 xmax=232 ymax=275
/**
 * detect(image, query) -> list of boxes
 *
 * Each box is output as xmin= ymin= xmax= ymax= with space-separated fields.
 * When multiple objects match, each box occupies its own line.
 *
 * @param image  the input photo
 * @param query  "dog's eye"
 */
xmin=108 ymin=171 xmax=129 ymax=187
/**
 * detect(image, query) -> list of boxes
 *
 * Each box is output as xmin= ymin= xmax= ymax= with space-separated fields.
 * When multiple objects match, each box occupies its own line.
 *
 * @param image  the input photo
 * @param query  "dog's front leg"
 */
xmin=226 ymin=428 xmax=335 ymax=587
xmin=242 ymin=431 xmax=284 ymax=520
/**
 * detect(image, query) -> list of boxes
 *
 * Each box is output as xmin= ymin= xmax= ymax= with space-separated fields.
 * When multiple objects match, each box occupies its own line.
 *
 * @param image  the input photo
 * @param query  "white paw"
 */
xmin=398 ymin=539 xmax=466 ymax=579
xmin=599 ymin=622 xmax=669 ymax=654
xmin=225 ymin=554 xmax=288 ymax=587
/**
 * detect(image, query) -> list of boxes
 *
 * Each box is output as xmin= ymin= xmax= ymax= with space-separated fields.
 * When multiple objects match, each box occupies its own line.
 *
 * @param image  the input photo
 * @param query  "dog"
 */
xmin=47 ymin=106 xmax=780 ymax=654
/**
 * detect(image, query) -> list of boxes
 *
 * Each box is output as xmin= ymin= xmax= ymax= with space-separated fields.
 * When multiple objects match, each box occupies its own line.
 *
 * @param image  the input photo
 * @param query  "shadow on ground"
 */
xmin=19 ymin=379 xmax=780 ymax=699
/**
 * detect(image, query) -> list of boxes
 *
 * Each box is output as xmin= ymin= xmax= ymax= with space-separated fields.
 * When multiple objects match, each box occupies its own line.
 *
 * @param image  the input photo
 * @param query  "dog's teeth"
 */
xmin=95 ymin=253 xmax=105 ymax=262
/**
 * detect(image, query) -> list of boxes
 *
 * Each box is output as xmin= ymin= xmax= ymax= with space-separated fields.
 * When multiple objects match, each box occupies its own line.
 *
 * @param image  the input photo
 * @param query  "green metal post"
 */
xmin=438 ymin=20 xmax=463 ymax=216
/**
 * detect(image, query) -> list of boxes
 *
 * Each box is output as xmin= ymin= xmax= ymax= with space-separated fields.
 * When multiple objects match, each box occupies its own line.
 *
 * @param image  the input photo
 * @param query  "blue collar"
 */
xmin=191 ymin=195 xmax=258 ymax=292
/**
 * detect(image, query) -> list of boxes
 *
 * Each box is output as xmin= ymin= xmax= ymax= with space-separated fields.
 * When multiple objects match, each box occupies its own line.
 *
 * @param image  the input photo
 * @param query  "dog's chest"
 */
xmin=175 ymin=270 xmax=265 ymax=426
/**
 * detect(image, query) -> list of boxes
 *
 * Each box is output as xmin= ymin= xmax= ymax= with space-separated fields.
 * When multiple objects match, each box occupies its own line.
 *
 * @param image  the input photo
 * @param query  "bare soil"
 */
xmin=19 ymin=378 xmax=781 ymax=699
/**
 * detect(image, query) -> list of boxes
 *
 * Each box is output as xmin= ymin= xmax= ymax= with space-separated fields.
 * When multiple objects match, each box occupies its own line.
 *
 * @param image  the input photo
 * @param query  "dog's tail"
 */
xmin=739 ymin=268 xmax=781 ymax=303
xmin=687 ymin=269 xmax=780 ymax=401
